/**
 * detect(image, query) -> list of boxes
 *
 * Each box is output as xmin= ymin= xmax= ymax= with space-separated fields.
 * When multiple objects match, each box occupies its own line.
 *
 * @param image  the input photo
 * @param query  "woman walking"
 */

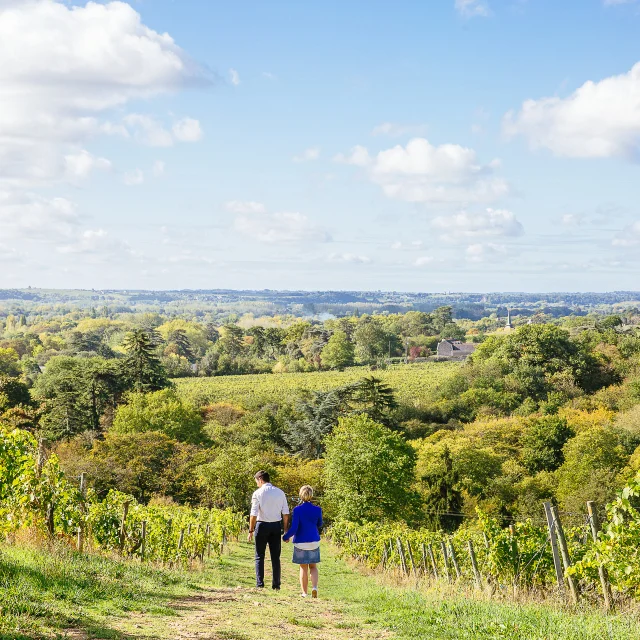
xmin=282 ymin=485 xmax=323 ymax=598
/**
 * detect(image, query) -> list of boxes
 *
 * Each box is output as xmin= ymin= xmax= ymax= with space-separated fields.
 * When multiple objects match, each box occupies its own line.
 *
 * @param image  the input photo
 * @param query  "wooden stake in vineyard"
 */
xmin=551 ymin=505 xmax=579 ymax=604
xmin=118 ymin=501 xmax=131 ymax=554
xmin=77 ymin=472 xmax=86 ymax=553
xmin=468 ymin=540 xmax=482 ymax=589
xmin=586 ymin=501 xmax=613 ymax=611
xmin=543 ymin=501 xmax=565 ymax=594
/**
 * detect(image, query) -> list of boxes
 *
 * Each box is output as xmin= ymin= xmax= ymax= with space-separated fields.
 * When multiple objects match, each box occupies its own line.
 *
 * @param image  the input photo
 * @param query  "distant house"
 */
xmin=436 ymin=339 xmax=476 ymax=359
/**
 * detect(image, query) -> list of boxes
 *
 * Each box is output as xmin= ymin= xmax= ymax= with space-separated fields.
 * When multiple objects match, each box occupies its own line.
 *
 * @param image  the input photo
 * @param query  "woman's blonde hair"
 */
xmin=299 ymin=485 xmax=314 ymax=502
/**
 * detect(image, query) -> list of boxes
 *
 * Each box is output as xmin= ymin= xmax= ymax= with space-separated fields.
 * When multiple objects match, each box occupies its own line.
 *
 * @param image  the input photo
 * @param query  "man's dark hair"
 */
xmin=255 ymin=470 xmax=270 ymax=483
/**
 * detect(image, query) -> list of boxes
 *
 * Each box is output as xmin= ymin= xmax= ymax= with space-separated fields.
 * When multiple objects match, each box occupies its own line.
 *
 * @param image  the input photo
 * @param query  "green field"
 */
xmin=174 ymin=362 xmax=460 ymax=408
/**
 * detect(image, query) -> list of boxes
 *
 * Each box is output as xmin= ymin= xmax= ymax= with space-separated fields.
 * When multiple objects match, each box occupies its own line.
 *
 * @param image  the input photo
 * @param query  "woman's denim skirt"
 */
xmin=292 ymin=546 xmax=321 ymax=564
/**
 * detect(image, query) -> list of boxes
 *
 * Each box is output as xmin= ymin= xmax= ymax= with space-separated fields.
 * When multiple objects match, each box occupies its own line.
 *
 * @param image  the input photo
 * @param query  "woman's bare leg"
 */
xmin=299 ymin=564 xmax=309 ymax=594
xmin=309 ymin=564 xmax=319 ymax=591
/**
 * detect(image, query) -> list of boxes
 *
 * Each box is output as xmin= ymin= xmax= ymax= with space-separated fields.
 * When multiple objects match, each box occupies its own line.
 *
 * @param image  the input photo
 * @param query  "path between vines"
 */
xmin=78 ymin=542 xmax=396 ymax=640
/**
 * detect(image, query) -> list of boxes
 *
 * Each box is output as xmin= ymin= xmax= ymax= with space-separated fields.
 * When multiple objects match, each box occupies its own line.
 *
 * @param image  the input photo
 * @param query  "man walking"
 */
xmin=248 ymin=470 xmax=290 ymax=590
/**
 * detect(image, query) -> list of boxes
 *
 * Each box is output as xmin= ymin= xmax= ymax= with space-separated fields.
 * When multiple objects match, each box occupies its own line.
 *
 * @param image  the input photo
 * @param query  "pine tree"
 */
xmin=122 ymin=329 xmax=168 ymax=392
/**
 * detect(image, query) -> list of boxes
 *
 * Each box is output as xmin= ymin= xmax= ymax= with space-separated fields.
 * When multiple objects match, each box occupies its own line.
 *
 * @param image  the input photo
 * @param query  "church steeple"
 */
xmin=505 ymin=308 xmax=513 ymax=329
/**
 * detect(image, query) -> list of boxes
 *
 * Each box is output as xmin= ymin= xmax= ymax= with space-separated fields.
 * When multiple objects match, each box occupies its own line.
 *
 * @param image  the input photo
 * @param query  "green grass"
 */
xmin=174 ymin=361 xmax=459 ymax=408
xmin=0 ymin=541 xmax=218 ymax=639
xmin=2 ymin=540 xmax=639 ymax=639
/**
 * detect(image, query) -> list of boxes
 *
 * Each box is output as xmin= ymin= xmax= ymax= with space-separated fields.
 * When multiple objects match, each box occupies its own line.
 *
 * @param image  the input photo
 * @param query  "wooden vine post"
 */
xmin=141 ymin=521 xmax=147 ymax=561
xmin=406 ymin=540 xmax=417 ymax=576
xmin=77 ymin=472 xmax=86 ymax=553
xmin=118 ymin=500 xmax=131 ymax=554
xmin=543 ymin=501 xmax=565 ymax=593
xmin=440 ymin=541 xmax=451 ymax=583
xmin=586 ymin=501 xmax=613 ymax=611
xmin=396 ymin=538 xmax=408 ymax=576
xmin=427 ymin=544 xmax=439 ymax=579
xmin=551 ymin=505 xmax=579 ymax=604
xmin=448 ymin=541 xmax=461 ymax=579
xmin=420 ymin=543 xmax=428 ymax=576
xmin=468 ymin=540 xmax=482 ymax=589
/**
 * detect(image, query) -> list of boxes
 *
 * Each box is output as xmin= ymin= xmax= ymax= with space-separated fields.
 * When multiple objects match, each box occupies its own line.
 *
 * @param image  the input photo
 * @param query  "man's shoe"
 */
xmin=272 ymin=586 xmax=280 ymax=590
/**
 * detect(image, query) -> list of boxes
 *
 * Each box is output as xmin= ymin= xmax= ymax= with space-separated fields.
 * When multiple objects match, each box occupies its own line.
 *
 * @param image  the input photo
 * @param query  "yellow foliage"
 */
xmin=559 ymin=407 xmax=614 ymax=433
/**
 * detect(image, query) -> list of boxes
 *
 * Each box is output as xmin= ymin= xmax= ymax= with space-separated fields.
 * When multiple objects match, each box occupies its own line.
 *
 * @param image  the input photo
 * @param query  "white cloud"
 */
xmin=327 ymin=253 xmax=371 ymax=264
xmin=57 ymin=228 xmax=135 ymax=261
xmin=121 ymin=114 xmax=203 ymax=146
xmin=225 ymin=200 xmax=267 ymax=214
xmin=64 ymin=150 xmax=111 ymax=180
xmin=432 ymin=208 xmax=524 ymax=240
xmin=455 ymin=0 xmax=490 ymax=18
xmin=293 ymin=147 xmax=320 ymax=162
xmin=612 ymin=221 xmax=640 ymax=247
xmin=504 ymin=61 xmax=640 ymax=159
xmin=414 ymin=256 xmax=435 ymax=267
xmin=0 ymin=1 xmax=207 ymax=186
xmin=391 ymin=240 xmax=424 ymax=251
xmin=123 ymin=169 xmax=144 ymax=186
xmin=333 ymin=145 xmax=372 ymax=167
xmin=372 ymin=122 xmax=429 ymax=137
xmin=561 ymin=213 xmax=587 ymax=226
xmin=262 ymin=71 xmax=276 ymax=80
xmin=172 ymin=117 xmax=203 ymax=142
xmin=229 ymin=68 xmax=241 ymax=86
xmin=152 ymin=160 xmax=166 ymax=177
xmin=233 ymin=210 xmax=330 ymax=244
xmin=336 ymin=138 xmax=507 ymax=204
xmin=465 ymin=243 xmax=507 ymax=262
xmin=0 ymin=190 xmax=80 ymax=241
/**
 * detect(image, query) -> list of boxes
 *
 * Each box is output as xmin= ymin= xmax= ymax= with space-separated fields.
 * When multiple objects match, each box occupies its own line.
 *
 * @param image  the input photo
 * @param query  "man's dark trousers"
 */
xmin=254 ymin=521 xmax=282 ymax=589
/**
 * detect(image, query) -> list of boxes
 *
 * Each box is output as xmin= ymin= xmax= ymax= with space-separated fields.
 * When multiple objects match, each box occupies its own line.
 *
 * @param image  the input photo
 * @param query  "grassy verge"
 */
xmin=0 ymin=541 xmax=218 ymax=639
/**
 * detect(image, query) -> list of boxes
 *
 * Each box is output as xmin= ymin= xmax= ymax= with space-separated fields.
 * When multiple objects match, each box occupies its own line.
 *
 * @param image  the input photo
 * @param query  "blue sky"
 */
xmin=1 ymin=0 xmax=640 ymax=292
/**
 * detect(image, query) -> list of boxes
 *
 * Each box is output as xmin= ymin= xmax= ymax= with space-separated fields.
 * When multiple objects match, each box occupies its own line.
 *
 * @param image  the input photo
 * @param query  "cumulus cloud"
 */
xmin=414 ymin=256 xmax=435 ymax=267
xmin=234 ymin=211 xmax=330 ymax=244
xmin=293 ymin=147 xmax=320 ymax=162
xmin=173 ymin=118 xmax=203 ymax=142
xmin=0 ymin=1 xmax=208 ymax=183
xmin=333 ymin=145 xmax=372 ymax=167
xmin=229 ymin=68 xmax=241 ymax=86
xmin=465 ymin=243 xmax=507 ymax=262
xmin=432 ymin=208 xmax=524 ymax=241
xmin=612 ymin=221 xmax=640 ymax=247
xmin=0 ymin=1 xmax=207 ymax=269
xmin=455 ymin=0 xmax=490 ymax=18
xmin=0 ymin=190 xmax=80 ymax=242
xmin=504 ymin=61 xmax=640 ymax=159
xmin=57 ymin=229 xmax=133 ymax=259
xmin=64 ymin=150 xmax=111 ymax=180
xmin=327 ymin=253 xmax=371 ymax=264
xmin=335 ymin=138 xmax=507 ymax=205
xmin=225 ymin=200 xmax=267 ymax=214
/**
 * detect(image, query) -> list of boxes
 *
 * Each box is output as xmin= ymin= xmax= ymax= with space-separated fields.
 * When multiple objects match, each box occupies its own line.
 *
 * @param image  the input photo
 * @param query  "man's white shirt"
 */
xmin=250 ymin=483 xmax=289 ymax=522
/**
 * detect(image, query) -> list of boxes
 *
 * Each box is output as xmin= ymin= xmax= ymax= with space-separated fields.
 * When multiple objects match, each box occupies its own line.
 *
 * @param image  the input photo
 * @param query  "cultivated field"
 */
xmin=174 ymin=362 xmax=460 ymax=408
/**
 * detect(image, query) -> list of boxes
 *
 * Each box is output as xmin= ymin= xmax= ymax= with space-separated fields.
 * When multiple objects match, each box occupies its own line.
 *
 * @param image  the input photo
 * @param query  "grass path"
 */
xmin=107 ymin=542 xmax=640 ymax=640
